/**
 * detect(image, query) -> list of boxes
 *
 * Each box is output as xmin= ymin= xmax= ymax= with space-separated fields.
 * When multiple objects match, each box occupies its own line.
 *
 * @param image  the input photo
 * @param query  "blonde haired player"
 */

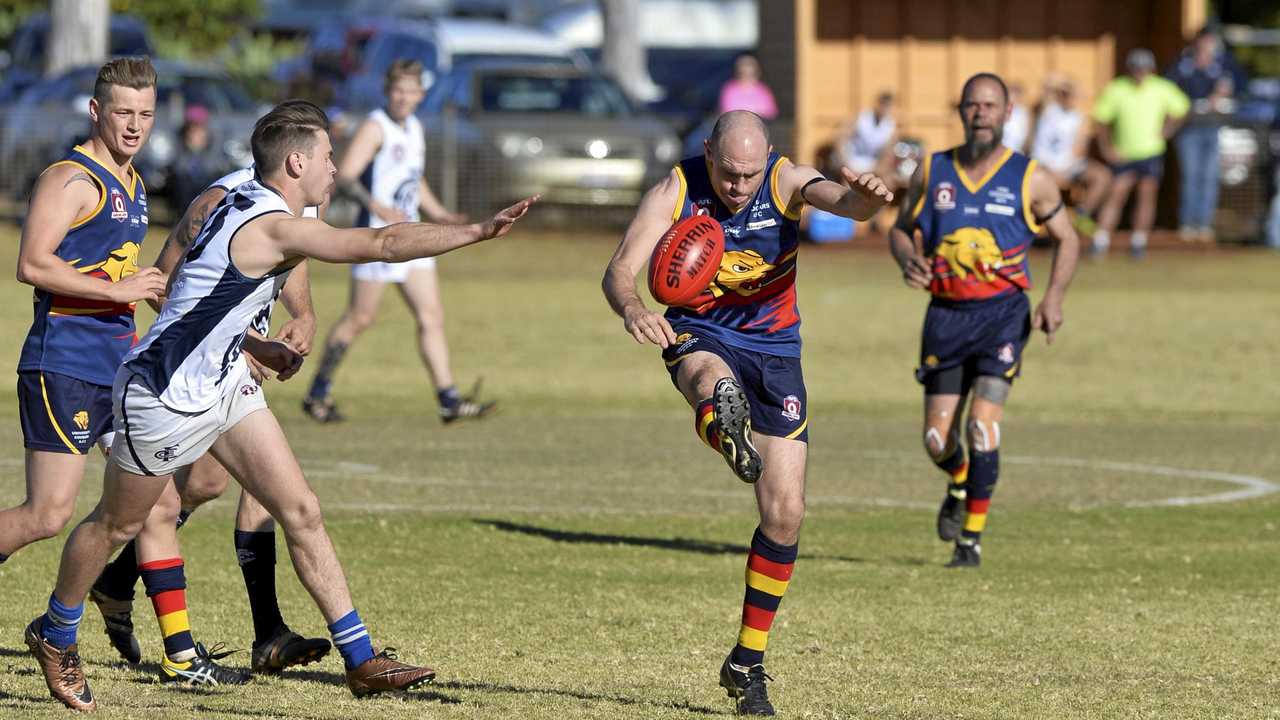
xmin=304 ymin=58 xmax=491 ymax=423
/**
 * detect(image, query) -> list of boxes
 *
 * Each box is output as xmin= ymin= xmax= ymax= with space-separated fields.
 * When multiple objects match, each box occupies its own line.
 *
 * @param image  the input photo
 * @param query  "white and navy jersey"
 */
xmin=213 ymin=166 xmax=320 ymax=219
xmin=124 ymin=180 xmax=294 ymax=412
xmin=356 ymin=108 xmax=424 ymax=228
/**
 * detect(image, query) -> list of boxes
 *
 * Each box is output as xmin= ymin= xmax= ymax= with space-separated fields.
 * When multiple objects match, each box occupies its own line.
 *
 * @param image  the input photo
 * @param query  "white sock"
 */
xmin=1093 ymin=230 xmax=1110 ymax=251
xmin=1131 ymin=231 xmax=1148 ymax=250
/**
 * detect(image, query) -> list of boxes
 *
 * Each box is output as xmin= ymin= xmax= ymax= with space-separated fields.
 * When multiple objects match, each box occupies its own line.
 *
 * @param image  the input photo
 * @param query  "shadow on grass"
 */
xmin=439 ymin=679 xmax=726 ymax=716
xmin=475 ymin=519 xmax=870 ymax=564
xmin=282 ymin=669 xmax=463 ymax=704
xmin=0 ymin=646 xmax=31 ymax=659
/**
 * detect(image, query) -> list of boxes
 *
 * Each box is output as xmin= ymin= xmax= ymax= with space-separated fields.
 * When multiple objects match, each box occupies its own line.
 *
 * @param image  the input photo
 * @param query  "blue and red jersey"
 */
xmin=912 ymin=147 xmax=1041 ymax=302
xmin=663 ymin=152 xmax=804 ymax=357
xmin=18 ymin=145 xmax=149 ymax=387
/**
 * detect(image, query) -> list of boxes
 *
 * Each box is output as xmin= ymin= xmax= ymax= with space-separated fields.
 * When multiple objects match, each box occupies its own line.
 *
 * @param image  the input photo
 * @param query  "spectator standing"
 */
xmin=1090 ymin=48 xmax=1190 ymax=259
xmin=718 ymin=53 xmax=778 ymax=120
xmin=1166 ymin=27 xmax=1246 ymax=242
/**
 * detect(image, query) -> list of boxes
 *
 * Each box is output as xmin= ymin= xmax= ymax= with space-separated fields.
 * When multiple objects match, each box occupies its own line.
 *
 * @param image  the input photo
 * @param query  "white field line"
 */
xmin=300 ymin=451 xmax=1277 ymax=514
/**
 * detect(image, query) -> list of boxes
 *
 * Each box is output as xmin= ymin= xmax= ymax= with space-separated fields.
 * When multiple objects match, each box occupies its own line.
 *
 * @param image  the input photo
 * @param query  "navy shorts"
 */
xmin=18 ymin=371 xmax=114 ymax=454
xmin=662 ymin=328 xmax=808 ymax=442
xmin=916 ymin=292 xmax=1031 ymax=394
xmin=1111 ymin=155 xmax=1164 ymax=180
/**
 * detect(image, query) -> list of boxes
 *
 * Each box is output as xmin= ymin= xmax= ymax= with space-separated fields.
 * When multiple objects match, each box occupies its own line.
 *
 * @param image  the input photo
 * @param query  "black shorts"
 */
xmin=1111 ymin=155 xmax=1164 ymax=180
xmin=661 ymin=329 xmax=808 ymax=442
xmin=18 ymin=371 xmax=114 ymax=454
xmin=916 ymin=292 xmax=1031 ymax=395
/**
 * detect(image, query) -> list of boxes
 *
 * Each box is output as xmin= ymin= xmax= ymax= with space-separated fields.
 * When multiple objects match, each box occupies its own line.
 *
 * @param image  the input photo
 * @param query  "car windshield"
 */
xmin=478 ymin=74 xmax=630 ymax=115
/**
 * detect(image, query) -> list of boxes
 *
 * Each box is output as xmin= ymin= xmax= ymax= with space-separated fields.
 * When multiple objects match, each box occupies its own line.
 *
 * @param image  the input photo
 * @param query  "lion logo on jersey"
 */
xmin=937 ymin=227 xmax=1004 ymax=282
xmin=73 ymin=410 xmax=89 ymax=431
xmin=78 ymin=241 xmax=141 ymax=283
xmin=708 ymin=250 xmax=776 ymax=298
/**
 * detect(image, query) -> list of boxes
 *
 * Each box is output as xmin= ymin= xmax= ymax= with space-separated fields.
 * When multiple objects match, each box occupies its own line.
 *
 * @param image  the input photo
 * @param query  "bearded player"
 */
xmin=603 ymin=110 xmax=892 ymax=716
xmin=889 ymin=73 xmax=1079 ymax=568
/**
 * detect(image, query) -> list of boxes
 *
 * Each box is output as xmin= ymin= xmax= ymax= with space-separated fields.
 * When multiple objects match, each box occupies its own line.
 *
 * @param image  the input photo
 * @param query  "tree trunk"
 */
xmin=48 ymin=0 xmax=109 ymax=77
xmin=599 ymin=0 xmax=660 ymax=103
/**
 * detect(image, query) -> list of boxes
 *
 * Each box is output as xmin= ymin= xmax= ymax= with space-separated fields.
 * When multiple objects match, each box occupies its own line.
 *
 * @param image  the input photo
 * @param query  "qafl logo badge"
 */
xmin=934 ymin=182 xmax=956 ymax=212
xmin=781 ymin=395 xmax=802 ymax=422
xmin=110 ymin=187 xmax=129 ymax=221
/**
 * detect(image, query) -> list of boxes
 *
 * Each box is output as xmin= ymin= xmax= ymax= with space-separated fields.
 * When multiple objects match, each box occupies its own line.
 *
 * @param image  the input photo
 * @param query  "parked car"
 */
xmin=0 ymin=13 xmax=153 ymax=103
xmin=337 ymin=17 xmax=586 ymax=113
xmin=0 ymin=61 xmax=260 ymax=199
xmin=416 ymin=62 xmax=680 ymax=216
xmin=540 ymin=0 xmax=756 ymax=133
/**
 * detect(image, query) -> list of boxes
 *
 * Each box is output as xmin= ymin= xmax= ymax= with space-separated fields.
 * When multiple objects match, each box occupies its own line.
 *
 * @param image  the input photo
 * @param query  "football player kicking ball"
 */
xmin=603 ymin=110 xmax=892 ymax=716
xmin=24 ymin=99 xmax=536 ymax=712
xmin=889 ymin=73 xmax=1079 ymax=568
xmin=90 ymin=155 xmax=332 ymax=676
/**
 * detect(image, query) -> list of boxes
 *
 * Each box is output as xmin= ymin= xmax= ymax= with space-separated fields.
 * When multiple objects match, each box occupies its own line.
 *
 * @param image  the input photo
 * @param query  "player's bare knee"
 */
xmin=30 ymin=506 xmax=75 ymax=540
xmin=966 ymin=417 xmax=1001 ymax=452
xmin=348 ymin=310 xmax=377 ymax=334
xmin=279 ymin=492 xmax=324 ymax=534
xmin=179 ymin=472 xmax=229 ymax=508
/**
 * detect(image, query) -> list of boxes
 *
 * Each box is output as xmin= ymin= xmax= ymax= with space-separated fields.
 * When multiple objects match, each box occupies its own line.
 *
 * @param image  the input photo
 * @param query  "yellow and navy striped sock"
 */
xmin=695 ymin=398 xmax=720 ymax=452
xmin=961 ymin=449 xmax=998 ymax=545
xmin=730 ymin=527 xmax=798 ymax=668
xmin=140 ymin=558 xmax=196 ymax=663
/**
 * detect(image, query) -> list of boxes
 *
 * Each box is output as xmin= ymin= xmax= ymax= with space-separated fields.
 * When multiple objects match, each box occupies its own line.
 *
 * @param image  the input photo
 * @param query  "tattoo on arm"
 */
xmin=62 ymin=172 xmax=98 ymax=191
xmin=176 ymin=203 xmax=212 ymax=249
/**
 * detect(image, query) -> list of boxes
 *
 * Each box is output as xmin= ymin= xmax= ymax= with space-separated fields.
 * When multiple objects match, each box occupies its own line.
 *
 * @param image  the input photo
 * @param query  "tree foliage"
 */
xmin=109 ymin=0 xmax=262 ymax=59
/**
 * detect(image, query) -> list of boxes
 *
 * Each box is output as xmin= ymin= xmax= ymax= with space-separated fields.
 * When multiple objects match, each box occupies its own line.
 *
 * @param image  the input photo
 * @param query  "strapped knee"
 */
xmin=923 ymin=426 xmax=957 ymax=459
xmin=967 ymin=417 xmax=1001 ymax=452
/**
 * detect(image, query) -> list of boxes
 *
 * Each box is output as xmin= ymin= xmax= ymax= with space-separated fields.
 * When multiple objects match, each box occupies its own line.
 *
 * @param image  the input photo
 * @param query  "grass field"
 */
xmin=0 ymin=223 xmax=1278 ymax=719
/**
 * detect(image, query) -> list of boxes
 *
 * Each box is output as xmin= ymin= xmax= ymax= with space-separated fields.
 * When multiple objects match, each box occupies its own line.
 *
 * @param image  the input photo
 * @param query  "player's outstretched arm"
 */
xmin=602 ymin=169 xmax=680 ymax=347
xmin=265 ymin=196 xmax=538 ymax=267
xmin=17 ymin=164 xmax=166 ymax=304
xmin=775 ymin=160 xmax=894 ymax=221
xmin=887 ymin=162 xmax=933 ymax=289
xmin=1028 ymin=166 xmax=1080 ymax=344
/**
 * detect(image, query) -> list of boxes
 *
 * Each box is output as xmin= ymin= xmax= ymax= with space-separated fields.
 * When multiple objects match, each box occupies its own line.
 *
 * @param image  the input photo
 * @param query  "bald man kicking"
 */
xmin=603 ymin=110 xmax=893 ymax=716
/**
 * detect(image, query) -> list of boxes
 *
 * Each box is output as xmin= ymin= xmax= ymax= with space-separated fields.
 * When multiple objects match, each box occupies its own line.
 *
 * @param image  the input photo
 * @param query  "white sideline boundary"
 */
xmin=300 ymin=452 xmax=1279 ymax=513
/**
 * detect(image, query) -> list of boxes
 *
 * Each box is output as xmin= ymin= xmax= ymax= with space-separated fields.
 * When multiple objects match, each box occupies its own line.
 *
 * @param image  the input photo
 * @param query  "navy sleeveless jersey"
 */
xmin=911 ymin=147 xmax=1041 ymax=302
xmin=663 ymin=153 xmax=805 ymax=357
xmin=18 ymin=145 xmax=149 ymax=386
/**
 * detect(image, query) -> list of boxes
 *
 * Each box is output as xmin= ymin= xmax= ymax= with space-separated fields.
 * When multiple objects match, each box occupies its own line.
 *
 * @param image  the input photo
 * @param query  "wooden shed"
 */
xmin=758 ymin=0 xmax=1208 ymax=163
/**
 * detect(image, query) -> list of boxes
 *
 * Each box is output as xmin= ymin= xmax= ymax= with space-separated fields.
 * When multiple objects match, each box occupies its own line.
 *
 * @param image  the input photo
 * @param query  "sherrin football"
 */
xmin=647 ymin=215 xmax=724 ymax=306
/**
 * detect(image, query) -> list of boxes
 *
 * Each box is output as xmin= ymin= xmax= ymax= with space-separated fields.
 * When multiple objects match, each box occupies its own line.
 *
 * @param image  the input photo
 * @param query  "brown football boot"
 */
xmin=24 ymin=617 xmax=96 ymax=712
xmin=346 ymin=648 xmax=436 ymax=698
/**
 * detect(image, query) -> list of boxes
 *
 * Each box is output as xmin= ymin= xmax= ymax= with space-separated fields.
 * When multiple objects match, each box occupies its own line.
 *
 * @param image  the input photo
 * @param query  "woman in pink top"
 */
xmin=718 ymin=53 xmax=778 ymax=119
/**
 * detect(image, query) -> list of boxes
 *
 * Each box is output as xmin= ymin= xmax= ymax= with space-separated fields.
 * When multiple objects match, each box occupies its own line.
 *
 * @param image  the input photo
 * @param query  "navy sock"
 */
xmin=0 ymin=552 xmax=7 ymax=565
xmin=329 ymin=609 xmax=375 ymax=670
xmin=961 ymin=448 xmax=999 ymax=545
xmin=96 ymin=540 xmax=140 ymax=602
xmin=235 ymin=530 xmax=285 ymax=645
xmin=437 ymin=385 xmax=461 ymax=409
xmin=307 ymin=341 xmax=349 ymax=401
xmin=41 ymin=593 xmax=83 ymax=649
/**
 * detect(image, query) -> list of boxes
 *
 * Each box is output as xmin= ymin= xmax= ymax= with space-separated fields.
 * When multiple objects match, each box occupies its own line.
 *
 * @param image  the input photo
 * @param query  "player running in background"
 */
xmin=24 ymin=99 xmax=535 ymax=712
xmin=889 ymin=73 xmax=1080 ymax=568
xmin=90 ymin=157 xmax=331 ymax=676
xmin=303 ymin=59 xmax=492 ymax=424
xmin=603 ymin=110 xmax=892 ymax=716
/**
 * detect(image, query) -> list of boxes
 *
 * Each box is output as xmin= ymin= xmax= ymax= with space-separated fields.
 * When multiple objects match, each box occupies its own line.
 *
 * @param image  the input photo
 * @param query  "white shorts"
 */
xmin=350 ymin=257 xmax=436 ymax=283
xmin=110 ymin=364 xmax=267 ymax=476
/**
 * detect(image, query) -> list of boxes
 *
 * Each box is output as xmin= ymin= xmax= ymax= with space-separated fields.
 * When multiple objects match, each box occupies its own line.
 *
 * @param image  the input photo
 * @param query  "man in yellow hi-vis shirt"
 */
xmin=1091 ymin=48 xmax=1190 ymax=259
